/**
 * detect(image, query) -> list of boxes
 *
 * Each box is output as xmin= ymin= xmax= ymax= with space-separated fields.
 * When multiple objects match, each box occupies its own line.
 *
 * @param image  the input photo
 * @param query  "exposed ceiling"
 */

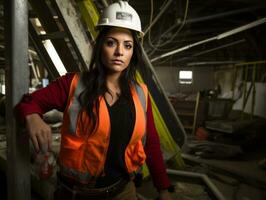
xmin=1 ymin=0 xmax=266 ymax=70
xmin=127 ymin=0 xmax=266 ymax=67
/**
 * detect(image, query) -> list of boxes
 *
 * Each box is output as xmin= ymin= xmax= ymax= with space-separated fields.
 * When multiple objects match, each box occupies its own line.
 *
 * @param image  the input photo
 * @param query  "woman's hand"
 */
xmin=158 ymin=190 xmax=173 ymax=200
xmin=25 ymin=113 xmax=52 ymax=153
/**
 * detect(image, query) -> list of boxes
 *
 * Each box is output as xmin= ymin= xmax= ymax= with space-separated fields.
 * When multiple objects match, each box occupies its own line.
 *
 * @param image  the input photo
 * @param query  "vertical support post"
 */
xmin=251 ymin=64 xmax=256 ymax=119
xmin=4 ymin=0 xmax=30 ymax=200
xmin=241 ymin=66 xmax=248 ymax=119
xmin=231 ymin=65 xmax=238 ymax=100
xmin=192 ymin=92 xmax=200 ymax=135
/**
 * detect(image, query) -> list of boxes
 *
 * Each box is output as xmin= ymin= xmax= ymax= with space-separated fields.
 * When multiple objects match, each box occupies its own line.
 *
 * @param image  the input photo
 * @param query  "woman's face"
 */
xmin=101 ymin=27 xmax=134 ymax=74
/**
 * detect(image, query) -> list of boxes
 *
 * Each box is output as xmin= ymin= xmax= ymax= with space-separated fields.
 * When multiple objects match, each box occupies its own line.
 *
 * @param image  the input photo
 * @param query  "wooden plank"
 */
xmin=29 ymin=0 xmax=79 ymax=73
xmin=52 ymin=0 xmax=93 ymax=70
xmin=29 ymin=22 xmax=60 ymax=79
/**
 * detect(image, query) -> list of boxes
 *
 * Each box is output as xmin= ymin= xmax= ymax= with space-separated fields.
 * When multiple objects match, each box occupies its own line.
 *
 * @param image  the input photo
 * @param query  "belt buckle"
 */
xmin=105 ymin=188 xmax=111 ymax=198
xmin=105 ymin=188 xmax=110 ymax=197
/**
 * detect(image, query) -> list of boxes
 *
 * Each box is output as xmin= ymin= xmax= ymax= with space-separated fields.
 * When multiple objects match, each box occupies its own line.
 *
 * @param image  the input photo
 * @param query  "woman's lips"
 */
xmin=112 ymin=59 xmax=124 ymax=64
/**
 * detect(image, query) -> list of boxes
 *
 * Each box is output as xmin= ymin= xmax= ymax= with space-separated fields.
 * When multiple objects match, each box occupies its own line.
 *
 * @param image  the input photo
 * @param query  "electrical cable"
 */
xmin=147 ymin=0 xmax=171 ymax=50
xmin=155 ymin=0 xmax=189 ymax=47
xmin=146 ymin=0 xmax=189 ymax=56
xmin=144 ymin=0 xmax=172 ymax=35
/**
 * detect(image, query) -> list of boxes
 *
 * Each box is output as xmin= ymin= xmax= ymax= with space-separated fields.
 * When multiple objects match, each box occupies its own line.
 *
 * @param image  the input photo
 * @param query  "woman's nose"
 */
xmin=115 ymin=44 xmax=123 ymax=56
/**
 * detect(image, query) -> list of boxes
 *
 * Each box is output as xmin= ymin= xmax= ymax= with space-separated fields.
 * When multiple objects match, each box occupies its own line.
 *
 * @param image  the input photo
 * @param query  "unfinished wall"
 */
xmin=214 ymin=66 xmax=243 ymax=99
xmin=214 ymin=67 xmax=234 ymax=96
xmin=154 ymin=66 xmax=215 ymax=95
xmin=214 ymin=66 xmax=266 ymax=118
xmin=233 ymin=82 xmax=266 ymax=118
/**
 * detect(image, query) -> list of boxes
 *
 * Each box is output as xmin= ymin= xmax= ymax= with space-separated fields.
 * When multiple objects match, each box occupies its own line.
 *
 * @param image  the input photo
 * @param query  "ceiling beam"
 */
xmin=151 ymin=17 xmax=266 ymax=62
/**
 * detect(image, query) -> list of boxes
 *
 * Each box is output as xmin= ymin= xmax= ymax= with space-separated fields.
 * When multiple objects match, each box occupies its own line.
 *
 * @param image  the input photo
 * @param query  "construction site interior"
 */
xmin=0 ymin=0 xmax=266 ymax=200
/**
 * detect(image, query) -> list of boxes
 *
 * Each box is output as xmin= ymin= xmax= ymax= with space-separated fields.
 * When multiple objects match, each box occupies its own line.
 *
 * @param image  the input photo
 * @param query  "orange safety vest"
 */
xmin=58 ymin=73 xmax=148 ymax=183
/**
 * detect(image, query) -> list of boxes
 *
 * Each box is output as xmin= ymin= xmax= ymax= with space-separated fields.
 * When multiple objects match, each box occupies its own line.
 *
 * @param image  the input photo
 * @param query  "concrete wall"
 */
xmin=154 ymin=66 xmax=215 ymax=95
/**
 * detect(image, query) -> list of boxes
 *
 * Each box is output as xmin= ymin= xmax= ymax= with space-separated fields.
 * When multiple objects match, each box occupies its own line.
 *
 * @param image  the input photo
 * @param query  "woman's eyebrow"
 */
xmin=106 ymin=36 xmax=133 ymax=43
xmin=124 ymin=40 xmax=133 ymax=43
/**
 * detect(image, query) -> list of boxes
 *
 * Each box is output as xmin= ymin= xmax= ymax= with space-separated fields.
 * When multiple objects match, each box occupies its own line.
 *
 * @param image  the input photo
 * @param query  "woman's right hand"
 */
xmin=25 ymin=113 xmax=52 ymax=153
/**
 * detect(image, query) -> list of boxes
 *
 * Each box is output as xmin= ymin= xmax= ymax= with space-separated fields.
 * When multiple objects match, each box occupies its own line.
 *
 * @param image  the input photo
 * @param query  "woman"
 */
xmin=15 ymin=1 xmax=173 ymax=200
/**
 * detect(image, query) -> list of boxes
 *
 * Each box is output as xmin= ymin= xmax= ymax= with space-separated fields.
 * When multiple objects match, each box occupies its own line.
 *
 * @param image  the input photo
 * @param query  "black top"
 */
xmin=95 ymin=87 xmax=135 ymax=187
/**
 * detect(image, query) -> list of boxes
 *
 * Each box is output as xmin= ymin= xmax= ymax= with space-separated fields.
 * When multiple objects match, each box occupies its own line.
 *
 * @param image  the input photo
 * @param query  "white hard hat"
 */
xmin=97 ymin=1 xmax=143 ymax=36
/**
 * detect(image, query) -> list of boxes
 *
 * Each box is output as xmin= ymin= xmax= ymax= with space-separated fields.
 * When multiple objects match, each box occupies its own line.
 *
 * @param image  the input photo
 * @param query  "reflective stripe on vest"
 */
xmin=68 ymin=75 xmax=147 ymax=135
xmin=59 ymin=73 xmax=148 ymax=183
xmin=134 ymin=83 xmax=147 ymax=146
xmin=68 ymin=75 xmax=85 ymax=133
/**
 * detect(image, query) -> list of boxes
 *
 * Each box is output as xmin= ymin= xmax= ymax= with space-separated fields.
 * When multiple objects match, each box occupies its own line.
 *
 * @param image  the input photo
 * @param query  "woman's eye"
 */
xmin=106 ymin=40 xmax=116 ymax=47
xmin=125 ymin=43 xmax=132 ymax=49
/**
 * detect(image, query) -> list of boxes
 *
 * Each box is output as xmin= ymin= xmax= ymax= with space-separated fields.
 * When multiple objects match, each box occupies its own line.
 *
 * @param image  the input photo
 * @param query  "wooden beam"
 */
xmin=29 ymin=22 xmax=60 ymax=79
xmin=52 ymin=0 xmax=93 ymax=71
xmin=29 ymin=0 xmax=79 ymax=73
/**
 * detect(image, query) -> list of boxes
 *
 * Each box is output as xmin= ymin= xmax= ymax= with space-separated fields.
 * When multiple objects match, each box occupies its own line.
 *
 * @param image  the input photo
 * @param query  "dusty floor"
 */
xmin=137 ymin=144 xmax=266 ymax=200
xmin=1 ymin=129 xmax=266 ymax=199
xmin=1 ymin=150 xmax=266 ymax=200
xmin=137 ymin=158 xmax=266 ymax=200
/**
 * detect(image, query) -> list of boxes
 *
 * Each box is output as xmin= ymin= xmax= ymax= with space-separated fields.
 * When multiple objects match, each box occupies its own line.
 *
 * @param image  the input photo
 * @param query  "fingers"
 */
xmin=31 ymin=134 xmax=40 ymax=153
xmin=36 ymin=130 xmax=50 ymax=153
xmin=47 ymin=129 xmax=52 ymax=151
xmin=25 ymin=114 xmax=52 ymax=153
xmin=30 ymin=127 xmax=51 ymax=153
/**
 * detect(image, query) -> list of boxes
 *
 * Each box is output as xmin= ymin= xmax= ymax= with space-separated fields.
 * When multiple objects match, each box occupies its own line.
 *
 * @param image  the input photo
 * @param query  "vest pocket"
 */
xmin=59 ymin=136 xmax=85 ymax=170
xmin=126 ymin=141 xmax=146 ymax=172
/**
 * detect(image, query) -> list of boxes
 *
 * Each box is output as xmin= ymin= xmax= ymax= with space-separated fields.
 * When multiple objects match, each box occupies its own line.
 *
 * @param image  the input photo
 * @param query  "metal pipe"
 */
xmin=235 ymin=60 xmax=266 ymax=66
xmin=143 ymin=0 xmax=173 ymax=35
xmin=217 ymin=17 xmax=266 ymax=39
xmin=172 ymin=39 xmax=245 ymax=64
xmin=184 ymin=5 xmax=266 ymax=25
xmin=151 ymin=17 xmax=266 ymax=62
xmin=167 ymin=169 xmax=226 ymax=200
xmin=4 ymin=0 xmax=31 ymax=200
xmin=161 ymin=5 xmax=266 ymax=37
xmin=152 ymin=36 xmax=217 ymax=62
xmin=187 ymin=61 xmax=242 ymax=66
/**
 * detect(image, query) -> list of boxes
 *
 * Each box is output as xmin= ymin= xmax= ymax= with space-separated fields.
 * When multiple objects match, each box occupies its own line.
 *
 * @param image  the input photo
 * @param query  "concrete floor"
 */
xmin=1 ymin=128 xmax=266 ymax=199
xmin=137 ymin=140 xmax=266 ymax=200
xmin=137 ymin=154 xmax=266 ymax=200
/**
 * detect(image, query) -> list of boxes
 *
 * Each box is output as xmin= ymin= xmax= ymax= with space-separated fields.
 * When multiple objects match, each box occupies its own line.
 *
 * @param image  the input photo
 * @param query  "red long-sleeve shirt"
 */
xmin=15 ymin=73 xmax=171 ymax=190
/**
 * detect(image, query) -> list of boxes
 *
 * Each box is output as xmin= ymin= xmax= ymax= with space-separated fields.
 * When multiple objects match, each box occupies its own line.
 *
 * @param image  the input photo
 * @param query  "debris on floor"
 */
xmin=185 ymin=139 xmax=243 ymax=159
xmin=171 ymin=182 xmax=211 ymax=200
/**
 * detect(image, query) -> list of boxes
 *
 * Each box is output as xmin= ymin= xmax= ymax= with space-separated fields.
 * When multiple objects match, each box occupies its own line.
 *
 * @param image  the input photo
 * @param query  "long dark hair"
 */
xmin=79 ymin=27 xmax=146 ymax=133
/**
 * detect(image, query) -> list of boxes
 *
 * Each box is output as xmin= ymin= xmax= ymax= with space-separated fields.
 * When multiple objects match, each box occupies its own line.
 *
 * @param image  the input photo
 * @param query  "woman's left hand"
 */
xmin=158 ymin=190 xmax=173 ymax=200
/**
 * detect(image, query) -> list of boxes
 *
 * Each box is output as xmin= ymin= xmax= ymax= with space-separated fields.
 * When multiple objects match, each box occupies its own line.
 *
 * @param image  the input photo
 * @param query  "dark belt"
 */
xmin=55 ymin=175 xmax=129 ymax=200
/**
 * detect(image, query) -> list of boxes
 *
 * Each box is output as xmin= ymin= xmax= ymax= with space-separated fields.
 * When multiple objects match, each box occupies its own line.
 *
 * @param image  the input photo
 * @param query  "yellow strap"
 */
xmin=77 ymin=0 xmax=99 ymax=40
xmin=136 ymin=72 xmax=184 ymax=178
